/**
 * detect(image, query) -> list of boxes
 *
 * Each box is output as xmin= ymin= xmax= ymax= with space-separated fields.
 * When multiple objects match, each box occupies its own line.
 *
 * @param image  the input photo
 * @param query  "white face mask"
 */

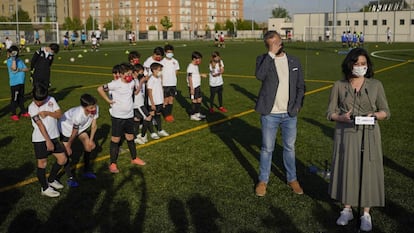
xmin=352 ymin=66 xmax=367 ymax=77
xmin=166 ymin=53 xmax=174 ymax=59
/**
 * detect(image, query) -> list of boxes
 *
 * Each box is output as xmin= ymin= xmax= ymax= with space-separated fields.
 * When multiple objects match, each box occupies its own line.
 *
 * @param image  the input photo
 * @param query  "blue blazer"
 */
xmin=255 ymin=53 xmax=305 ymax=116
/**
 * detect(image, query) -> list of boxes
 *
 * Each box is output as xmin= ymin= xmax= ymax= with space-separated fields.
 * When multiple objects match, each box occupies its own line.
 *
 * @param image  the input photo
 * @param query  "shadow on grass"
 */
xmin=9 ymin=165 xmax=148 ymax=232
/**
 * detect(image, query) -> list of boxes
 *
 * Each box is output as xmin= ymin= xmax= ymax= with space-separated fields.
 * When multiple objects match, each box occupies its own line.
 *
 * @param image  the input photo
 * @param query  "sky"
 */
xmin=244 ymin=0 xmax=373 ymax=22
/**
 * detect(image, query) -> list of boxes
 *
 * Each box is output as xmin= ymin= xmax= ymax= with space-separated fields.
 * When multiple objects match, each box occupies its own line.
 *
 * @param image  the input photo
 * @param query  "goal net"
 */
xmin=303 ymin=26 xmax=351 ymax=42
xmin=0 ymin=22 xmax=60 ymax=45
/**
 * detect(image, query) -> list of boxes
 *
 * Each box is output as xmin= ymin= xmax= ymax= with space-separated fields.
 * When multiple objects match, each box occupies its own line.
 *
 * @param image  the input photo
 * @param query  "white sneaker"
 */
xmin=48 ymin=180 xmax=64 ymax=190
xmin=150 ymin=132 xmax=160 ymax=140
xmin=41 ymin=187 xmax=60 ymax=197
xmin=196 ymin=113 xmax=206 ymax=119
xmin=360 ymin=213 xmax=372 ymax=232
xmin=158 ymin=130 xmax=169 ymax=137
xmin=134 ymin=134 xmax=146 ymax=144
xmin=190 ymin=114 xmax=201 ymax=121
xmin=336 ymin=208 xmax=354 ymax=225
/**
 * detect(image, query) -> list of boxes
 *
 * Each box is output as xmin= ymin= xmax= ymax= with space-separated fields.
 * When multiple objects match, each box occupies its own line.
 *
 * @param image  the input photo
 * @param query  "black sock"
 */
xmin=83 ymin=151 xmax=91 ymax=172
xmin=110 ymin=141 xmax=119 ymax=164
xmin=37 ymin=167 xmax=48 ymax=190
xmin=191 ymin=103 xmax=196 ymax=115
xmin=48 ymin=162 xmax=62 ymax=183
xmin=154 ymin=115 xmax=162 ymax=131
xmin=64 ymin=157 xmax=73 ymax=178
xmin=195 ymin=103 xmax=201 ymax=113
xmin=127 ymin=139 xmax=137 ymax=160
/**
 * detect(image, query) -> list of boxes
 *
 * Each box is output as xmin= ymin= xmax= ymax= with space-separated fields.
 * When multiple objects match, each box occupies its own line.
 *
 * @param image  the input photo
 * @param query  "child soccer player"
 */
xmin=161 ymin=44 xmax=180 ymax=122
xmin=6 ymin=45 xmax=30 ymax=121
xmin=133 ymin=64 xmax=156 ymax=144
xmin=19 ymin=35 xmax=26 ymax=53
xmin=128 ymin=50 xmax=141 ymax=65
xmin=208 ymin=51 xmax=227 ymax=113
xmin=28 ymin=84 xmax=67 ymax=197
xmin=59 ymin=94 xmax=99 ymax=187
xmin=147 ymin=62 xmax=169 ymax=138
xmin=97 ymin=63 xmax=145 ymax=173
xmin=187 ymin=51 xmax=207 ymax=121
xmin=91 ymin=35 xmax=98 ymax=52
xmin=143 ymin=46 xmax=164 ymax=76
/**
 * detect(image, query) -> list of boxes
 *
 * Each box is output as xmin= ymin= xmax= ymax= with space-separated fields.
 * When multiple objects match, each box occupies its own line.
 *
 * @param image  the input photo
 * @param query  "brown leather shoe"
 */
xmin=255 ymin=181 xmax=267 ymax=197
xmin=288 ymin=180 xmax=304 ymax=195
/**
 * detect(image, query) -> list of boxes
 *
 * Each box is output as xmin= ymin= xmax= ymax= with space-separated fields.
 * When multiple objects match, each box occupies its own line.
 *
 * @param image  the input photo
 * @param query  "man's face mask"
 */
xmin=124 ymin=74 xmax=133 ymax=83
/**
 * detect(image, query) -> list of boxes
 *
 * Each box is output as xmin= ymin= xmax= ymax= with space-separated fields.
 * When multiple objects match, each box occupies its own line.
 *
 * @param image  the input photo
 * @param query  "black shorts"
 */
xmin=163 ymin=86 xmax=177 ymax=98
xmin=189 ymin=86 xmax=202 ymax=99
xmin=60 ymin=131 xmax=87 ymax=142
xmin=136 ymin=106 xmax=150 ymax=118
xmin=111 ymin=117 xmax=135 ymax=137
xmin=33 ymin=138 xmax=65 ymax=159
xmin=150 ymin=104 xmax=163 ymax=114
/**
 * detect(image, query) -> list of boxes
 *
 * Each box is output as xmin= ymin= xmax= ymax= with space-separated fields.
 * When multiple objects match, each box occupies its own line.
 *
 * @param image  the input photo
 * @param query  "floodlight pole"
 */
xmin=15 ymin=0 xmax=19 ymax=42
xmin=333 ymin=0 xmax=337 ymax=41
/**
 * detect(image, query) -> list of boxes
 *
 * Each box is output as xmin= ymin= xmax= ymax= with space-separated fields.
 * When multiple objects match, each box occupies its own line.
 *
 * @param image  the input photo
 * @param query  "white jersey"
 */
xmin=209 ymin=60 xmax=224 ymax=87
xmin=161 ymin=58 xmax=180 ymax=87
xmin=59 ymin=105 xmax=99 ymax=137
xmin=95 ymin=30 xmax=101 ymax=39
xmin=186 ymin=63 xmax=201 ymax=88
xmin=107 ymin=79 xmax=135 ymax=119
xmin=143 ymin=56 xmax=161 ymax=76
xmin=133 ymin=79 xmax=146 ymax=108
xmin=91 ymin=37 xmax=97 ymax=45
xmin=147 ymin=75 xmax=164 ymax=105
xmin=28 ymin=96 xmax=61 ymax=142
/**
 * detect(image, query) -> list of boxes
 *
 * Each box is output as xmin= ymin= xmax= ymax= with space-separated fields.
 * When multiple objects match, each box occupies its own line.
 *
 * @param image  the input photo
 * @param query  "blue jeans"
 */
xmin=258 ymin=113 xmax=298 ymax=183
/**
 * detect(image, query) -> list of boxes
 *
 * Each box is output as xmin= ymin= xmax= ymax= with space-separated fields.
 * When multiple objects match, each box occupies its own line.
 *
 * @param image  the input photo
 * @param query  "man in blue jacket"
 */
xmin=255 ymin=31 xmax=305 ymax=197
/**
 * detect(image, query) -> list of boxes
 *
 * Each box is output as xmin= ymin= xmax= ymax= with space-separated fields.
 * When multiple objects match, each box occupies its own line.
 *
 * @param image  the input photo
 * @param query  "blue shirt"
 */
xmin=7 ymin=58 xmax=27 ymax=86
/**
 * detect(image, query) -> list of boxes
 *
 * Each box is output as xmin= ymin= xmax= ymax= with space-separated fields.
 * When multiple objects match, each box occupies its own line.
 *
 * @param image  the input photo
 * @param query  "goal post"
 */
xmin=0 ymin=22 xmax=60 ymax=44
xmin=303 ymin=25 xmax=351 ymax=42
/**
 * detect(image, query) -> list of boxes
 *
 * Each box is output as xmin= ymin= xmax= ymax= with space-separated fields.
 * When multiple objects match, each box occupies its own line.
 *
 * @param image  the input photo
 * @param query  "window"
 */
xmin=354 ymin=20 xmax=359 ymax=26
xmin=400 ymin=19 xmax=405 ymax=25
xmin=346 ymin=20 xmax=350 ymax=26
xmin=364 ymin=20 xmax=368 ymax=26
xmin=328 ymin=20 xmax=332 ymax=26
xmin=373 ymin=20 xmax=377 ymax=26
xmin=382 ymin=19 xmax=387 ymax=25
xmin=411 ymin=19 xmax=414 ymax=25
xmin=337 ymin=20 xmax=341 ymax=26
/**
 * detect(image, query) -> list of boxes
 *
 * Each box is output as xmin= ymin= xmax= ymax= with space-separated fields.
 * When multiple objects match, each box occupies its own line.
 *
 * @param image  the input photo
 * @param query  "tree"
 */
xmin=271 ymin=7 xmax=290 ymax=19
xmin=103 ymin=20 xmax=120 ymax=31
xmin=10 ymin=8 xmax=33 ymax=30
xmin=160 ymin=16 xmax=173 ymax=31
xmin=214 ymin=23 xmax=223 ymax=31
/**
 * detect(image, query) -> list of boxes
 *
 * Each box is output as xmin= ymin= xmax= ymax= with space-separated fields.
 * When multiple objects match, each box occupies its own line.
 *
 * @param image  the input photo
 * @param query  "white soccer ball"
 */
xmin=25 ymin=59 xmax=30 ymax=63
xmin=70 ymin=57 xmax=75 ymax=62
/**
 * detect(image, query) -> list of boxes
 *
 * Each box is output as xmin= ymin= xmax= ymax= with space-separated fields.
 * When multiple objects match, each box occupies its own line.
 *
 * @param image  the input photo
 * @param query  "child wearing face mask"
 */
xmin=160 ymin=44 xmax=180 ymax=122
xmin=208 ymin=51 xmax=227 ymax=113
xmin=97 ymin=63 xmax=146 ymax=173
xmin=187 ymin=51 xmax=208 ymax=121
xmin=58 ymin=94 xmax=100 ymax=187
xmin=143 ymin=46 xmax=165 ymax=77
xmin=147 ymin=62 xmax=170 ymax=138
xmin=28 ymin=84 xmax=67 ymax=197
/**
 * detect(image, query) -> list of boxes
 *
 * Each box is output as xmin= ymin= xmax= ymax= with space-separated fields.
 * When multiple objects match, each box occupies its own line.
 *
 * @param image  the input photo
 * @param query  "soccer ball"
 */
xmin=83 ymin=49 xmax=88 ymax=53
xmin=24 ymin=59 xmax=30 ymax=63
xmin=25 ymin=47 xmax=31 ymax=52
xmin=70 ymin=57 xmax=75 ymax=62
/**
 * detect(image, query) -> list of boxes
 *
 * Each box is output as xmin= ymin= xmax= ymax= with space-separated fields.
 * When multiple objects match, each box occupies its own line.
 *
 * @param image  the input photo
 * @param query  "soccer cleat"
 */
xmin=109 ymin=163 xmax=119 ymax=173
xmin=150 ymin=132 xmax=160 ymax=140
xmin=164 ymin=115 xmax=174 ymax=122
xmin=190 ymin=114 xmax=201 ymax=121
xmin=196 ymin=113 xmax=206 ymax=119
xmin=10 ymin=115 xmax=19 ymax=121
xmin=67 ymin=178 xmax=79 ymax=188
xmin=41 ymin=187 xmax=60 ymax=197
xmin=134 ymin=134 xmax=147 ymax=145
xmin=157 ymin=130 xmax=169 ymax=137
xmin=336 ymin=208 xmax=354 ymax=226
xmin=360 ymin=213 xmax=372 ymax=232
xmin=131 ymin=158 xmax=146 ymax=166
xmin=218 ymin=106 xmax=228 ymax=113
xmin=20 ymin=112 xmax=30 ymax=118
xmin=48 ymin=180 xmax=64 ymax=190
xmin=83 ymin=171 xmax=97 ymax=179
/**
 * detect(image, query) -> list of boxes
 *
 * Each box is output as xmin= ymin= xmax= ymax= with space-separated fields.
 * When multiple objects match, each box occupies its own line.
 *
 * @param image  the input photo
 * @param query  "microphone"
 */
xmin=365 ymin=88 xmax=376 ymax=120
xmin=351 ymin=88 xmax=357 ymax=120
